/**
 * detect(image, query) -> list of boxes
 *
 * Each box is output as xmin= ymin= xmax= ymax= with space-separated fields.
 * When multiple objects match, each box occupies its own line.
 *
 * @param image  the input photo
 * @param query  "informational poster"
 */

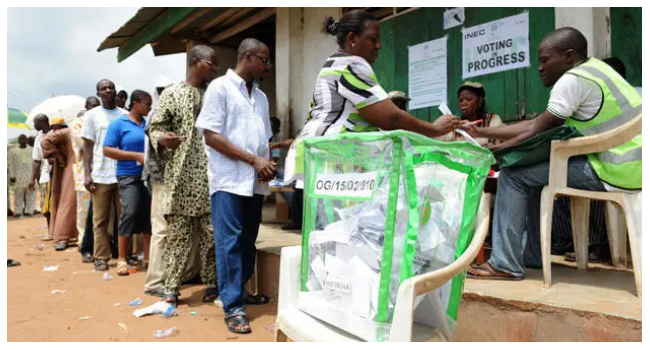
xmin=462 ymin=12 xmax=529 ymax=79
xmin=408 ymin=36 xmax=447 ymax=110
xmin=443 ymin=7 xmax=464 ymax=30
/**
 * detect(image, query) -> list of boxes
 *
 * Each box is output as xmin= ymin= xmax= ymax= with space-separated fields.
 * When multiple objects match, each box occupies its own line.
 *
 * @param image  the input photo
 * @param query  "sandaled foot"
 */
xmin=244 ymin=294 xmax=270 ymax=305
xmin=116 ymin=260 xmax=129 ymax=276
xmin=203 ymin=287 xmax=219 ymax=303
xmin=467 ymin=262 xmax=522 ymax=281
xmin=94 ymin=259 xmax=109 ymax=271
xmin=81 ymin=253 xmax=94 ymax=263
xmin=55 ymin=242 xmax=68 ymax=251
xmin=41 ymin=236 xmax=53 ymax=242
xmin=162 ymin=293 xmax=178 ymax=307
xmin=225 ymin=315 xmax=252 ymax=334
xmin=8 ymin=259 xmax=21 ymax=267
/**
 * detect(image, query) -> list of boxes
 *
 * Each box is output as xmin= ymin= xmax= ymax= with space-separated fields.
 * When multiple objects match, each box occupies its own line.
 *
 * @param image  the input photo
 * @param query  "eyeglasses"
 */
xmin=201 ymin=59 xmax=220 ymax=71
xmin=249 ymin=53 xmax=272 ymax=68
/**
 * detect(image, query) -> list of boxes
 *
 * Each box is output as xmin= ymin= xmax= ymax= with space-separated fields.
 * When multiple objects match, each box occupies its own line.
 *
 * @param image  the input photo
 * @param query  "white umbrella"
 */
xmin=27 ymin=95 xmax=86 ymax=129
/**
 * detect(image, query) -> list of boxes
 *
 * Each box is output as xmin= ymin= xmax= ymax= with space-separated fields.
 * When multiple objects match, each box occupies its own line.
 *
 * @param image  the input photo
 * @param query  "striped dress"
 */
xmin=300 ymin=52 xmax=389 ymax=137
xmin=283 ymin=52 xmax=389 ymax=188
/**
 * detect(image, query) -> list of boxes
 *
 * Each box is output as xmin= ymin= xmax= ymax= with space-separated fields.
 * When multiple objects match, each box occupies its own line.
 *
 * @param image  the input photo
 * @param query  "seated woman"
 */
xmin=440 ymin=81 xmax=503 ymax=148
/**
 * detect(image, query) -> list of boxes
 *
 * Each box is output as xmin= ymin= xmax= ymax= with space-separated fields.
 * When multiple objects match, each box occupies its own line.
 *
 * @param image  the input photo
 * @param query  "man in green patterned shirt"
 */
xmin=149 ymin=45 xmax=220 ymax=305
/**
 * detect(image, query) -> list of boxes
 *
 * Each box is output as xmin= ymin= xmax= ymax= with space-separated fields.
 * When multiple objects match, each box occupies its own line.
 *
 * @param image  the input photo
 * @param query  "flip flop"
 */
xmin=467 ymin=262 xmax=522 ymax=281
xmin=116 ymin=261 xmax=130 ymax=276
xmin=7 ymin=259 xmax=21 ymax=267
xmin=244 ymin=294 xmax=270 ymax=305
xmin=81 ymin=253 xmax=94 ymax=263
xmin=225 ymin=315 xmax=252 ymax=334
xmin=162 ymin=293 xmax=179 ymax=307
xmin=203 ymin=287 xmax=219 ymax=303
xmin=94 ymin=259 xmax=109 ymax=271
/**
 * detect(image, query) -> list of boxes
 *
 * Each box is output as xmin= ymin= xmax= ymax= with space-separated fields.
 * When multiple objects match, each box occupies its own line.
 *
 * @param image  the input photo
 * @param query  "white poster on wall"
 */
xmin=408 ymin=36 xmax=447 ymax=110
xmin=462 ymin=12 xmax=529 ymax=79
xmin=443 ymin=7 xmax=465 ymax=30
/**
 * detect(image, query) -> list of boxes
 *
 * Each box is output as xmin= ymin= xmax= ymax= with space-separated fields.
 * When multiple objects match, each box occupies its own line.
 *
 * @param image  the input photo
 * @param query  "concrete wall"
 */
xmin=275 ymin=7 xmax=339 ymax=139
xmin=555 ymin=7 xmax=611 ymax=58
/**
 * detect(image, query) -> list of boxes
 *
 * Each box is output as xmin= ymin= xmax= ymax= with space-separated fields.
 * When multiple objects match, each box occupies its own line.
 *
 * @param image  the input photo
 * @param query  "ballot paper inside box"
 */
xmin=297 ymin=130 xmax=494 ymax=342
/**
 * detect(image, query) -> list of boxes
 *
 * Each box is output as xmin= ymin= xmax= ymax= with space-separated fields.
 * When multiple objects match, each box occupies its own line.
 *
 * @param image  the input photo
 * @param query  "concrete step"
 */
xmin=253 ymin=223 xmax=641 ymax=341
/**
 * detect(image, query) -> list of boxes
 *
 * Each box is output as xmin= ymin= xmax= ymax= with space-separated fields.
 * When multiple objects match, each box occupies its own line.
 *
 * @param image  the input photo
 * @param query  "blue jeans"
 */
xmin=489 ymin=156 xmax=606 ymax=278
xmin=211 ymin=191 xmax=264 ymax=318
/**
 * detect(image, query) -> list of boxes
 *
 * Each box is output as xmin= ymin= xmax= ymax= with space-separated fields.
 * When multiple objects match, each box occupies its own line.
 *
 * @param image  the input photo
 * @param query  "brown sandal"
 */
xmin=467 ymin=262 xmax=522 ymax=281
xmin=116 ymin=260 xmax=130 ymax=276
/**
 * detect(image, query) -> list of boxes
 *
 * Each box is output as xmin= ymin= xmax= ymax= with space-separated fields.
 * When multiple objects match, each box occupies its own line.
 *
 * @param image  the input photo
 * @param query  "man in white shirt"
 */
xmin=465 ymin=28 xmax=642 ymax=280
xmin=82 ymin=79 xmax=128 ymax=271
xmin=29 ymin=114 xmax=52 ymax=234
xmin=196 ymin=38 xmax=276 ymax=334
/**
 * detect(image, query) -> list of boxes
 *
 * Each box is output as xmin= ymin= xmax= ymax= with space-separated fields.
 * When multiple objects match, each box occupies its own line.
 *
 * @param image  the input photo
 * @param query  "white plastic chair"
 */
xmin=540 ymin=114 xmax=642 ymax=297
xmin=274 ymin=193 xmax=491 ymax=342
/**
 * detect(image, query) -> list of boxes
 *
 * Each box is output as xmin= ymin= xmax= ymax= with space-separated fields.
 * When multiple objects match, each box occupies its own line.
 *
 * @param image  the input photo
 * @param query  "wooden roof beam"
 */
xmin=198 ymin=8 xmax=241 ymax=32
xmin=209 ymin=7 xmax=275 ymax=44
xmin=170 ymin=8 xmax=213 ymax=34
xmin=216 ymin=7 xmax=256 ymax=29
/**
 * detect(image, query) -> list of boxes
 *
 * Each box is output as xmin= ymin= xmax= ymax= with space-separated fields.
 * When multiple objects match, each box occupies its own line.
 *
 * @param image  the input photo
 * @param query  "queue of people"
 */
xmin=10 ymin=8 xmax=641 ymax=336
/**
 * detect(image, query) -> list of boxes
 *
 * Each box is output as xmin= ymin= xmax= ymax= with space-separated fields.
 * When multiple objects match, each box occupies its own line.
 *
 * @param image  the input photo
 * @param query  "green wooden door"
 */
xmin=610 ymin=7 xmax=642 ymax=87
xmin=373 ymin=7 xmax=555 ymax=123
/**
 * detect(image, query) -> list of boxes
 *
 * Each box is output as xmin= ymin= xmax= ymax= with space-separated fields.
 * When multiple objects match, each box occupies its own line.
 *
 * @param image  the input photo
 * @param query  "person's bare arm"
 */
xmin=29 ymin=160 xmax=41 ymax=191
xmin=487 ymin=111 xmax=566 ymax=152
xmin=359 ymin=99 xmax=460 ymax=137
xmin=83 ymin=138 xmax=95 ymax=192
xmin=462 ymin=118 xmax=537 ymax=141
xmin=270 ymin=138 xmax=295 ymax=150
xmin=203 ymin=129 xmax=277 ymax=181
xmin=103 ymin=146 xmax=144 ymax=164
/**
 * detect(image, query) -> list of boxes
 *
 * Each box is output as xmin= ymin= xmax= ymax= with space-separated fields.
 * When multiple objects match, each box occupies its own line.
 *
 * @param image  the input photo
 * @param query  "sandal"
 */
xmin=202 ymin=287 xmax=219 ymax=303
xmin=244 ymin=294 xmax=270 ymax=305
xmin=8 ymin=259 xmax=21 ymax=267
xmin=225 ymin=315 xmax=252 ymax=334
xmin=467 ymin=262 xmax=522 ymax=281
xmin=94 ymin=259 xmax=109 ymax=271
xmin=81 ymin=253 xmax=94 ymax=263
xmin=162 ymin=293 xmax=179 ymax=307
xmin=116 ymin=260 xmax=130 ymax=276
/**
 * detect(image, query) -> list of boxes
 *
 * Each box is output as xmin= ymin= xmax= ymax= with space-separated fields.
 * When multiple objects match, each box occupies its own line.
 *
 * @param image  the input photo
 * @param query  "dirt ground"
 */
xmin=6 ymin=214 xmax=277 ymax=342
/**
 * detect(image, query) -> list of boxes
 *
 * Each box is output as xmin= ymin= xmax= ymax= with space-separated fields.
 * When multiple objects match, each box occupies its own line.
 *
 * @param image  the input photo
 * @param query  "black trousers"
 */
xmin=551 ymin=197 xmax=608 ymax=246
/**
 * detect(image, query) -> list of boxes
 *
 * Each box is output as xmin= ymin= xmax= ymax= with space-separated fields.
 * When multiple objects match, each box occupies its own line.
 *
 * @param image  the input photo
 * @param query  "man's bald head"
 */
xmin=85 ymin=96 xmax=100 ymax=110
xmin=539 ymin=27 xmax=588 ymax=60
xmin=188 ymin=45 xmax=216 ymax=67
xmin=537 ymin=27 xmax=589 ymax=87
xmin=237 ymin=38 xmax=269 ymax=62
xmin=96 ymin=79 xmax=114 ymax=92
xmin=33 ymin=113 xmax=49 ymax=131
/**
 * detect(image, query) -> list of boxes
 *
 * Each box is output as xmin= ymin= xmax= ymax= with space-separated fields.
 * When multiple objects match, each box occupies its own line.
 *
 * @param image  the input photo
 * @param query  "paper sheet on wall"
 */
xmin=408 ymin=37 xmax=448 ymax=110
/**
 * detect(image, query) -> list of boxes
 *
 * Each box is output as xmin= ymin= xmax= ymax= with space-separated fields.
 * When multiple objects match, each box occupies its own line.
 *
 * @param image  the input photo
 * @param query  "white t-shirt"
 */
xmin=81 ymin=105 xmax=128 ymax=184
xmin=32 ymin=130 xmax=52 ymax=184
xmin=547 ymin=74 xmax=603 ymax=121
xmin=547 ymin=72 xmax=633 ymax=192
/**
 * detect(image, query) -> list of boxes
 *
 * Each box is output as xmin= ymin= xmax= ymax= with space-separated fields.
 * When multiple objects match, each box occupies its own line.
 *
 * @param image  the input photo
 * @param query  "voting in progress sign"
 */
xmin=462 ymin=12 xmax=529 ymax=79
